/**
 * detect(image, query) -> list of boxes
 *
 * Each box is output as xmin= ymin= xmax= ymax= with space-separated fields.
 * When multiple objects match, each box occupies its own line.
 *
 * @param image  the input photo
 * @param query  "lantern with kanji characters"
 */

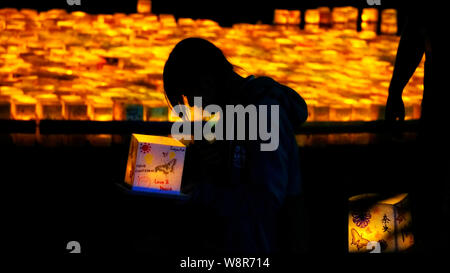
xmin=125 ymin=134 xmax=186 ymax=194
xmin=348 ymin=193 xmax=414 ymax=253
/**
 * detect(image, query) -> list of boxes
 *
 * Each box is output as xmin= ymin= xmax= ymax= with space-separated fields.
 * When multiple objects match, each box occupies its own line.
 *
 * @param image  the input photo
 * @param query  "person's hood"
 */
xmin=241 ymin=75 xmax=308 ymax=132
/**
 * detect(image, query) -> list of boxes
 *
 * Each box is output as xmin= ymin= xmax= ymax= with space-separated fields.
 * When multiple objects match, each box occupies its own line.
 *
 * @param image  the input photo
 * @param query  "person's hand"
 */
xmin=385 ymin=94 xmax=405 ymax=123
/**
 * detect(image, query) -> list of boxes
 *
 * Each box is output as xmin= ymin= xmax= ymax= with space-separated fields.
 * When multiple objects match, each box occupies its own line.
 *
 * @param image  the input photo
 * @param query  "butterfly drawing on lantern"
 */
xmin=154 ymin=158 xmax=177 ymax=175
xmin=350 ymin=228 xmax=370 ymax=251
xmin=351 ymin=210 xmax=371 ymax=228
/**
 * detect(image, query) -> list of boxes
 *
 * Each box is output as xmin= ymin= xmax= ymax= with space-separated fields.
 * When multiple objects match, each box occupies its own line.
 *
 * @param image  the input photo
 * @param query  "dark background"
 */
xmin=3 ymin=133 xmax=423 ymax=259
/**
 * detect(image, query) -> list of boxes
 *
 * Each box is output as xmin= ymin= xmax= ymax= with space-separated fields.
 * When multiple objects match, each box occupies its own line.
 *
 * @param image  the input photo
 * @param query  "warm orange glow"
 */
xmin=305 ymin=9 xmax=320 ymax=24
xmin=133 ymin=134 xmax=185 ymax=147
xmin=332 ymin=6 xmax=358 ymax=24
xmin=381 ymin=9 xmax=397 ymax=35
xmin=137 ymin=0 xmax=152 ymax=14
xmin=36 ymin=93 xmax=63 ymax=120
xmin=125 ymin=134 xmax=186 ymax=193
xmin=274 ymin=9 xmax=301 ymax=25
xmin=0 ymin=7 xmax=424 ymax=123
xmin=381 ymin=9 xmax=397 ymax=25
xmin=12 ymin=95 xmax=36 ymax=120
xmin=362 ymin=8 xmax=379 ymax=22
xmin=61 ymin=95 xmax=88 ymax=120
xmin=349 ymin=193 xmax=414 ymax=253
xmin=318 ymin=7 xmax=331 ymax=25
xmin=87 ymin=96 xmax=113 ymax=121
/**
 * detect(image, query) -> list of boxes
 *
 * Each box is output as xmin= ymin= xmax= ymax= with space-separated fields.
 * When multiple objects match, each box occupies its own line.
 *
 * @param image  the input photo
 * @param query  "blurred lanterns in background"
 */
xmin=87 ymin=96 xmax=113 ymax=121
xmin=61 ymin=95 xmax=88 ymax=120
xmin=362 ymin=8 xmax=379 ymax=23
xmin=274 ymin=9 xmax=301 ymax=25
xmin=37 ymin=93 xmax=63 ymax=120
xmin=0 ymin=6 xmax=420 ymax=124
xmin=332 ymin=6 xmax=358 ymax=24
xmin=318 ymin=7 xmax=331 ymax=26
xmin=274 ymin=9 xmax=290 ymax=25
xmin=361 ymin=8 xmax=379 ymax=33
xmin=137 ymin=0 xmax=152 ymax=14
xmin=381 ymin=9 xmax=398 ymax=35
xmin=12 ymin=95 xmax=36 ymax=120
xmin=305 ymin=9 xmax=320 ymax=24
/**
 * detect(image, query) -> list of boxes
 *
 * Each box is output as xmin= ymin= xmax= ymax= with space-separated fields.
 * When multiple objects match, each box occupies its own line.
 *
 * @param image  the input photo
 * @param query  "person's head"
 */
xmin=163 ymin=37 xmax=240 ymax=108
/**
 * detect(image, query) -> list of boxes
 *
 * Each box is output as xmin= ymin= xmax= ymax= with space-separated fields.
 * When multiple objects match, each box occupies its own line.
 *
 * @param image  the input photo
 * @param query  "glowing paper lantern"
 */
xmin=313 ymin=105 xmax=330 ymax=121
xmin=159 ymin=14 xmax=177 ymax=28
xmin=332 ymin=6 xmax=357 ymax=24
xmin=346 ymin=7 xmax=359 ymax=23
xmin=362 ymin=8 xmax=379 ymax=23
xmin=287 ymin=10 xmax=301 ymax=25
xmin=87 ymin=96 xmax=113 ymax=121
xmin=178 ymin=18 xmax=196 ymax=27
xmin=348 ymin=193 xmax=414 ymax=253
xmin=36 ymin=93 xmax=63 ymax=120
xmin=125 ymin=134 xmax=186 ymax=194
xmin=61 ymin=95 xmax=87 ymax=120
xmin=274 ymin=9 xmax=289 ymax=25
xmin=137 ymin=0 xmax=152 ymax=14
xmin=274 ymin=9 xmax=300 ymax=25
xmin=352 ymin=99 xmax=372 ymax=121
xmin=318 ymin=7 xmax=331 ymax=25
xmin=0 ymin=15 xmax=5 ymax=31
xmin=381 ymin=9 xmax=397 ymax=25
xmin=381 ymin=9 xmax=397 ymax=34
xmin=330 ymin=105 xmax=352 ymax=121
xmin=305 ymin=9 xmax=320 ymax=24
xmin=11 ymin=95 xmax=36 ymax=120
xmin=361 ymin=21 xmax=377 ymax=33
xmin=332 ymin=7 xmax=347 ymax=24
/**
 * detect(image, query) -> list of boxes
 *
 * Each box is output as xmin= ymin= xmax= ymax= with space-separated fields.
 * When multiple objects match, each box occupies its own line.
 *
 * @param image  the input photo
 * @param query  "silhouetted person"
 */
xmin=163 ymin=37 xmax=308 ymax=255
xmin=385 ymin=4 xmax=449 ymax=253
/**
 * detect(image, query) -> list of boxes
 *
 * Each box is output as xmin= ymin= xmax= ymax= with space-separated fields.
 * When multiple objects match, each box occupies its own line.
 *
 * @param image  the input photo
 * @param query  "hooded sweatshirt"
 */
xmin=187 ymin=75 xmax=308 ymax=255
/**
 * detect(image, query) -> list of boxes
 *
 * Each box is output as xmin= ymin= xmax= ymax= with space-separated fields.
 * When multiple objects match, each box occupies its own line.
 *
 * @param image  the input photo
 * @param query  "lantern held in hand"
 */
xmin=125 ymin=134 xmax=186 ymax=195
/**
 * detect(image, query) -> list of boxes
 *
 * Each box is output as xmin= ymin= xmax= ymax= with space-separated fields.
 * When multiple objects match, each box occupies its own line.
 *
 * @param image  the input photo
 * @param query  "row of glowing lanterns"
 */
xmin=0 ymin=4 xmax=424 ymax=123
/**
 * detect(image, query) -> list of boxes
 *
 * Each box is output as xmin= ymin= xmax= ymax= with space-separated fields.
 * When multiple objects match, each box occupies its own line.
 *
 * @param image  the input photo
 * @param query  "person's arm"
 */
xmin=386 ymin=16 xmax=425 ymax=122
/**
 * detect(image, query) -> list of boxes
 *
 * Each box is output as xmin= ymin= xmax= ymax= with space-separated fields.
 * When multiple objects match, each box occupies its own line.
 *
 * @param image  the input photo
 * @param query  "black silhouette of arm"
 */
xmin=388 ymin=16 xmax=425 ymax=98
xmin=386 ymin=14 xmax=425 ymax=122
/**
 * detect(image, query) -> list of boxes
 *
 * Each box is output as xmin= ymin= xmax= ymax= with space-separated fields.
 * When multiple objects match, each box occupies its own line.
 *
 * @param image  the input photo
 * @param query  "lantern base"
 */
xmin=116 ymin=182 xmax=189 ymax=200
